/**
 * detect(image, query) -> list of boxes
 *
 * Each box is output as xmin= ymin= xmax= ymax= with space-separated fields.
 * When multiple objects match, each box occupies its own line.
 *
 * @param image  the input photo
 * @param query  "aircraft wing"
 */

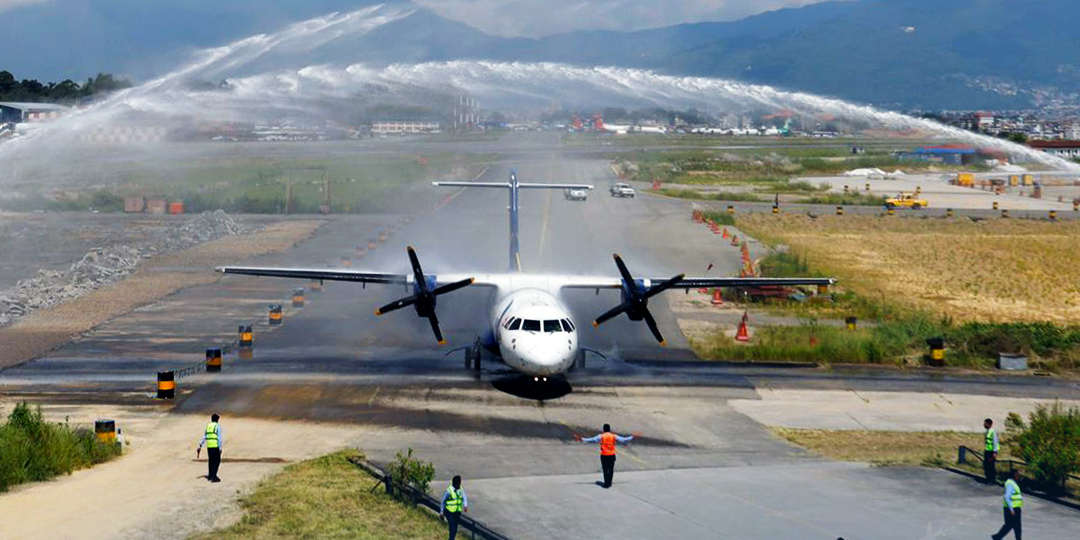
xmin=558 ymin=276 xmax=835 ymax=290
xmin=216 ymin=266 xmax=501 ymax=289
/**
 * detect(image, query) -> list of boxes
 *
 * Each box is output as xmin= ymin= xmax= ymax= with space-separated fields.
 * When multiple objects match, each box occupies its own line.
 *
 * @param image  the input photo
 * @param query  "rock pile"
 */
xmin=0 ymin=210 xmax=244 ymax=328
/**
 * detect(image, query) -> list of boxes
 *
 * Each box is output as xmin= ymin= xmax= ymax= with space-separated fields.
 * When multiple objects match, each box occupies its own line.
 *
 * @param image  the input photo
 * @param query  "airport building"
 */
xmin=371 ymin=121 xmax=441 ymax=135
xmin=1028 ymin=140 xmax=1080 ymax=159
xmin=0 ymin=102 xmax=70 ymax=123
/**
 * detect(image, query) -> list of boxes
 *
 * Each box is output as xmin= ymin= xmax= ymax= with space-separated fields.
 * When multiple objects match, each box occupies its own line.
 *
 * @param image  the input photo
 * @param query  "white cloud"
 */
xmin=415 ymin=0 xmax=839 ymax=37
xmin=0 ymin=0 xmax=50 ymax=13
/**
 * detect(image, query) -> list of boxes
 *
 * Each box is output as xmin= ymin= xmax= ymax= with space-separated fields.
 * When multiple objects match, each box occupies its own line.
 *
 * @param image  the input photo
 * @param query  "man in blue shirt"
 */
xmin=439 ymin=475 xmax=468 ymax=540
xmin=992 ymin=469 xmax=1023 ymax=540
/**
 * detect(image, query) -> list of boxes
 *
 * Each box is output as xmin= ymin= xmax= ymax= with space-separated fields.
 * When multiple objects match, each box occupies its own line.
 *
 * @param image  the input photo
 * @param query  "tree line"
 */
xmin=0 ymin=71 xmax=132 ymax=103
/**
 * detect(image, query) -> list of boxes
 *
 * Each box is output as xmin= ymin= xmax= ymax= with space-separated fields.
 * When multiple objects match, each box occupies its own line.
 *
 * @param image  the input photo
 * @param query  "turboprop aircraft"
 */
xmin=218 ymin=171 xmax=834 ymax=380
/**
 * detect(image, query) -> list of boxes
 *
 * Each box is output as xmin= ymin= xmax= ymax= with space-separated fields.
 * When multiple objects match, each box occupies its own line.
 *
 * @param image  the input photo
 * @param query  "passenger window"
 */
xmin=522 ymin=319 xmax=541 ymax=332
xmin=510 ymin=318 xmax=522 ymax=330
xmin=543 ymin=320 xmax=561 ymax=333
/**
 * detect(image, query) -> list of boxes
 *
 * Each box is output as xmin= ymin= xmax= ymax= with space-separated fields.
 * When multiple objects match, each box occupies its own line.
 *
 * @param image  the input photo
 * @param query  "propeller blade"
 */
xmin=593 ymin=302 xmax=631 ymax=327
xmin=406 ymin=246 xmax=427 ymax=293
xmin=612 ymin=254 xmax=636 ymax=294
xmin=432 ymin=277 xmax=475 ymax=296
xmin=641 ymin=309 xmax=666 ymax=346
xmin=642 ymin=273 xmax=686 ymax=300
xmin=428 ymin=311 xmax=446 ymax=345
xmin=375 ymin=294 xmax=419 ymax=316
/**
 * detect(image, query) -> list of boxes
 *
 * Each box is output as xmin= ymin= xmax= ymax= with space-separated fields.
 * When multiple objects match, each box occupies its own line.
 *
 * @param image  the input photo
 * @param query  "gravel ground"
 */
xmin=0 ymin=219 xmax=323 ymax=369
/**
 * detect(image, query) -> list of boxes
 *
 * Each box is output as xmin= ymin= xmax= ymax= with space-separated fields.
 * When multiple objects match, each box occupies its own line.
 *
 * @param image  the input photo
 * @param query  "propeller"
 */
xmin=592 ymin=254 xmax=684 ymax=346
xmin=374 ymin=246 xmax=474 ymax=345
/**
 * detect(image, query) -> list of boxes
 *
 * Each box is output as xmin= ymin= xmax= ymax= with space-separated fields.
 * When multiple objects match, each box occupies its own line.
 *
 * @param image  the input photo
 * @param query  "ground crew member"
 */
xmin=196 ymin=413 xmax=223 ymax=483
xmin=984 ymin=418 xmax=999 ymax=484
xmin=578 ymin=424 xmax=634 ymax=488
xmin=992 ymin=469 xmax=1023 ymax=540
xmin=439 ymin=475 xmax=468 ymax=540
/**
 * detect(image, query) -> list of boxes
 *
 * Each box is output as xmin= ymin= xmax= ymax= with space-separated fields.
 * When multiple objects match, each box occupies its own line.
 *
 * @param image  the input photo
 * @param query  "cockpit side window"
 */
xmin=522 ymin=319 xmax=541 ymax=332
xmin=543 ymin=320 xmax=562 ymax=333
xmin=561 ymin=319 xmax=575 ymax=332
xmin=509 ymin=318 xmax=522 ymax=330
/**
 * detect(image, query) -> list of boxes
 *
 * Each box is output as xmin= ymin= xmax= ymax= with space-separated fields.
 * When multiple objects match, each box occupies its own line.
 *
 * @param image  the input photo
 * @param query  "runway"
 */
xmin=2 ymin=143 xmax=1079 ymax=539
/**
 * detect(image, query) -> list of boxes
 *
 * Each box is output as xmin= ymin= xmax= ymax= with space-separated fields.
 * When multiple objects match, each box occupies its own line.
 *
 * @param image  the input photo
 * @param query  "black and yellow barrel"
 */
xmin=915 ymin=185 xmax=922 ymax=195
xmin=927 ymin=337 xmax=945 ymax=366
xmin=292 ymin=287 xmax=305 ymax=308
xmin=887 ymin=208 xmax=895 ymax=216
xmin=95 ymin=420 xmax=116 ymax=444
xmin=1001 ymin=208 xmax=1010 ymax=219
xmin=865 ymin=182 xmax=871 ymax=191
xmin=772 ymin=205 xmax=779 ymax=214
xmin=845 ymin=316 xmax=857 ymax=331
xmin=946 ymin=208 xmax=954 ymax=217
xmin=993 ymin=200 xmax=999 ymax=210
xmin=238 ymin=325 xmax=253 ymax=348
xmin=156 ymin=371 xmax=175 ymax=399
xmin=309 ymin=279 xmax=322 ymax=292
xmin=268 ymin=304 xmax=283 ymax=326
xmin=843 ymin=185 xmax=849 ymax=193
xmin=367 ymin=238 xmax=377 ymax=250
xmin=836 ymin=206 xmax=844 ymax=216
xmin=206 ymin=348 xmax=222 ymax=373
xmin=1074 ymin=200 xmax=1079 ymax=212
xmin=1049 ymin=210 xmax=1058 ymax=221
xmin=726 ymin=205 xmax=735 ymax=215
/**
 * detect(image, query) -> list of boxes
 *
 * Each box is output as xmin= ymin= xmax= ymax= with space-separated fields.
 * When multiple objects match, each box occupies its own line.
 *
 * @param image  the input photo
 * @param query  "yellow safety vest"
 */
xmin=985 ymin=428 xmax=996 ymax=452
xmin=1004 ymin=479 xmax=1022 ymax=509
xmin=445 ymin=487 xmax=463 ymax=513
xmin=205 ymin=422 xmax=219 ymax=449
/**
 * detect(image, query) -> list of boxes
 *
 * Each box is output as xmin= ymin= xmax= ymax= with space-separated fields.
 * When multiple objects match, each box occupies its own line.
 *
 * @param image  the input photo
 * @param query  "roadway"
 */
xmin=2 ymin=145 xmax=1079 ymax=539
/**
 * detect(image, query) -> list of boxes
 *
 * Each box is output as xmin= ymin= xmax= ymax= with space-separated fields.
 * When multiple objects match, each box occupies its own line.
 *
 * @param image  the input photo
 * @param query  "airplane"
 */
xmin=217 ymin=170 xmax=834 ymax=381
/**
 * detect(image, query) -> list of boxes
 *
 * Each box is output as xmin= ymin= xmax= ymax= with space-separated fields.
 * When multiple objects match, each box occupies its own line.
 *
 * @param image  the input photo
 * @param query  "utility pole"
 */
xmin=285 ymin=170 xmax=292 ymax=215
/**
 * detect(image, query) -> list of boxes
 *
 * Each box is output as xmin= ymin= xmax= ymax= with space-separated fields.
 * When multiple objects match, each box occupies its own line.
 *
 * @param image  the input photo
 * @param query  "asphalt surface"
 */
xmin=2 ymin=136 xmax=1079 ymax=539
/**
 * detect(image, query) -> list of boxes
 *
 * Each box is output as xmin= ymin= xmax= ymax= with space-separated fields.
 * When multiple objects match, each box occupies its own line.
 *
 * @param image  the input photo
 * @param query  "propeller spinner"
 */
xmin=374 ymin=246 xmax=474 ymax=345
xmin=592 ymin=254 xmax=684 ymax=346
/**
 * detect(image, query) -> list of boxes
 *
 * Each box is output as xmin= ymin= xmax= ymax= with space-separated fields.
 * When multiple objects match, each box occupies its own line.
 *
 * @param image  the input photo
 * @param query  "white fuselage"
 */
xmin=488 ymin=277 xmax=580 ymax=377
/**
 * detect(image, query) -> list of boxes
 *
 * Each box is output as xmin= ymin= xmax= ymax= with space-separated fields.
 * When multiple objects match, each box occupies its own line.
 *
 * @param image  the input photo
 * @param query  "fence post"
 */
xmin=958 ymin=446 xmax=966 ymax=465
xmin=384 ymin=473 xmax=393 ymax=496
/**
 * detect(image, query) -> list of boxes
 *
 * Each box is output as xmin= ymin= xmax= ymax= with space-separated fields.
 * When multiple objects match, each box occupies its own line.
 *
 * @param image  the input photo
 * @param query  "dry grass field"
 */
xmin=739 ymin=214 xmax=1080 ymax=324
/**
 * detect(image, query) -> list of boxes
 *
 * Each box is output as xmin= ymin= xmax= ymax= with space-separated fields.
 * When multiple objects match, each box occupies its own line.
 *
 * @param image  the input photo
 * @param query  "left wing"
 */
xmin=216 ymin=266 xmax=407 ymax=285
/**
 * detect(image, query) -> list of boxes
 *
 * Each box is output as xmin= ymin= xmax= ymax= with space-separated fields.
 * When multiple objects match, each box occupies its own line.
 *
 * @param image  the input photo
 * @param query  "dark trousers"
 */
xmin=445 ymin=510 xmax=461 ymax=540
xmin=600 ymin=454 xmax=616 ymax=487
xmin=984 ymin=452 xmax=997 ymax=483
xmin=207 ymin=447 xmax=221 ymax=480
xmin=992 ymin=507 xmax=1021 ymax=540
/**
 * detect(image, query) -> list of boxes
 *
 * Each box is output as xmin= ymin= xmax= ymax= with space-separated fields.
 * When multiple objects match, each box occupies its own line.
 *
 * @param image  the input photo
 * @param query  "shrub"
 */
xmin=387 ymin=447 xmax=435 ymax=503
xmin=0 ymin=402 xmax=121 ymax=492
xmin=1005 ymin=403 xmax=1080 ymax=493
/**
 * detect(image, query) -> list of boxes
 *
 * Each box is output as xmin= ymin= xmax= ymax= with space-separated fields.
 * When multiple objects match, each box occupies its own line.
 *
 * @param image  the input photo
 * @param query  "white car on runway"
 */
xmin=610 ymin=183 xmax=635 ymax=198
xmin=564 ymin=188 xmax=588 ymax=201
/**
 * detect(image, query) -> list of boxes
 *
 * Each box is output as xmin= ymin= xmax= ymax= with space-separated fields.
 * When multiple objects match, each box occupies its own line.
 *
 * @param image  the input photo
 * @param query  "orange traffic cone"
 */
xmin=722 ymin=227 xmax=729 ymax=239
xmin=809 ymin=335 xmax=819 ymax=347
xmin=735 ymin=311 xmax=750 ymax=342
xmin=711 ymin=288 xmax=724 ymax=305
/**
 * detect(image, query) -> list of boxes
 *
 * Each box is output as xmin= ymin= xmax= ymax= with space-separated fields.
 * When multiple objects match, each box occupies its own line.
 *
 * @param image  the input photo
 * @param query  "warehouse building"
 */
xmin=1028 ymin=140 xmax=1080 ymax=159
xmin=371 ymin=121 xmax=441 ymax=135
xmin=0 ymin=102 xmax=70 ymax=123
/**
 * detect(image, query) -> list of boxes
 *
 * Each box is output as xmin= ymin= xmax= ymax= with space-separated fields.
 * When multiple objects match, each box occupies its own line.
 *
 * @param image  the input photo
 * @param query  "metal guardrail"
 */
xmin=958 ymin=445 xmax=1080 ymax=484
xmin=347 ymin=456 xmax=512 ymax=540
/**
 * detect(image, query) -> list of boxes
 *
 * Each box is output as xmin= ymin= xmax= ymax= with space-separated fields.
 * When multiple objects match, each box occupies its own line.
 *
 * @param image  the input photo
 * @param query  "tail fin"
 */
xmin=434 ymin=169 xmax=593 ymax=272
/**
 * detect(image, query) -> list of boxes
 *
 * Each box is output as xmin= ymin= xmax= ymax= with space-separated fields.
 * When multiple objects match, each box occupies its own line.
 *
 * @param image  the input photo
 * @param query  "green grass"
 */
xmin=771 ymin=428 xmax=983 ymax=467
xmin=797 ymin=192 xmax=888 ymax=206
xmin=0 ymin=402 xmax=121 ymax=492
xmin=700 ymin=211 xmax=736 ymax=226
xmin=655 ymin=188 xmax=763 ymax=202
xmin=189 ymin=450 xmax=445 ymax=540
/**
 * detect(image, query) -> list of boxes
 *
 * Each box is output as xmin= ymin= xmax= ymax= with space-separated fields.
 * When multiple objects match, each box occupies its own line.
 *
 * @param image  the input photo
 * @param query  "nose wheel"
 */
xmin=465 ymin=336 xmax=482 ymax=376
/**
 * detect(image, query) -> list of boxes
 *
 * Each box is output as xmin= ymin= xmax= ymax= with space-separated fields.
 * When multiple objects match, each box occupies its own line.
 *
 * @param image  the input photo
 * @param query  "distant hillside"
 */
xmin=2 ymin=0 xmax=1079 ymax=110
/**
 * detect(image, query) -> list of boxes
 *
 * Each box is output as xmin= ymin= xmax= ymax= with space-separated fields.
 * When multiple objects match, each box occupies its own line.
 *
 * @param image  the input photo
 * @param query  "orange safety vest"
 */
xmin=600 ymin=432 xmax=617 ymax=456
